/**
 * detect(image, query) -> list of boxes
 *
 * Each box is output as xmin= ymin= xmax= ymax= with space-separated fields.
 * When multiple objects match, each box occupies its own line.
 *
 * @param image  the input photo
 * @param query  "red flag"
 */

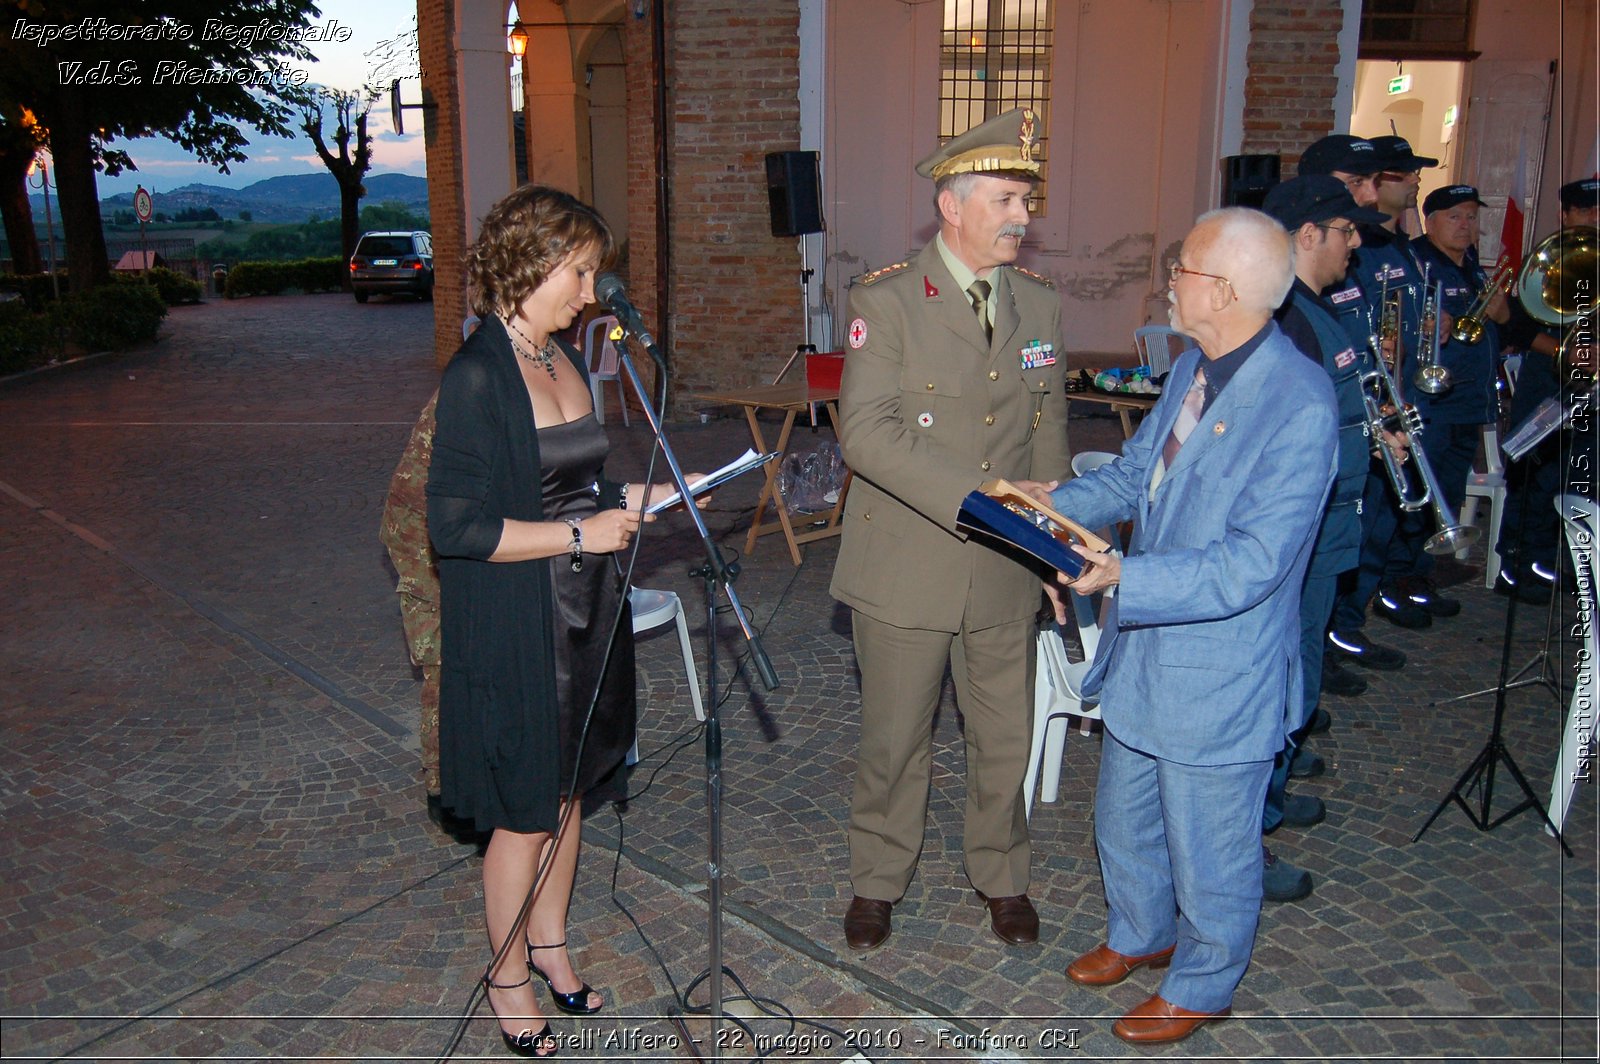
xmin=1497 ymin=137 xmax=1528 ymax=273
xmin=1497 ymin=196 xmax=1524 ymax=274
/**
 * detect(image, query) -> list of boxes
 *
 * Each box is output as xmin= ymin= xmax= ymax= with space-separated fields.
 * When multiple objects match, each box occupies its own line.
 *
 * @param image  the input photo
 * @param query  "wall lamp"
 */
xmin=508 ymin=23 xmax=529 ymax=57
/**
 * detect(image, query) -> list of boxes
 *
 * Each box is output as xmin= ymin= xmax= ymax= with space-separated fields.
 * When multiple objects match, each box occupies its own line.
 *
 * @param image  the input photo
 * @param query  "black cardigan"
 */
xmin=426 ymin=315 xmax=622 ymax=832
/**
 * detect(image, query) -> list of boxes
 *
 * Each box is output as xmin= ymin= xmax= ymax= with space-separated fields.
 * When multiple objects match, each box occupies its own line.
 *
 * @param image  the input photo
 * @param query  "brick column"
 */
xmin=1241 ymin=0 xmax=1347 ymax=173
xmin=624 ymin=1 xmax=805 ymax=411
xmin=418 ymin=0 xmax=464 ymax=370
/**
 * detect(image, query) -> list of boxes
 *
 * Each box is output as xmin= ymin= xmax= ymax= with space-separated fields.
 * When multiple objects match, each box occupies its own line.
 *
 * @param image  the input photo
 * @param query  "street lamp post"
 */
xmin=27 ymin=155 xmax=60 ymax=300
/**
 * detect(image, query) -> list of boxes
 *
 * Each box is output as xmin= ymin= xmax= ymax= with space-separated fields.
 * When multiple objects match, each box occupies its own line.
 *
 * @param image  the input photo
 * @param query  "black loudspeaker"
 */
xmin=1221 ymin=154 xmax=1280 ymax=208
xmin=765 ymin=150 xmax=825 ymax=237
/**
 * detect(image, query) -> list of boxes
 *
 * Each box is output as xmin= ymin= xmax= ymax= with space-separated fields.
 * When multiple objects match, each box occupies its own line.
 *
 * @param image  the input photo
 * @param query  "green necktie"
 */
xmin=967 ymin=278 xmax=992 ymax=343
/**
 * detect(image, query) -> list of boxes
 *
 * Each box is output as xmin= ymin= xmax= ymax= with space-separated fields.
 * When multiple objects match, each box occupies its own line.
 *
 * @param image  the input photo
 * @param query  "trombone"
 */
xmin=1360 ymin=288 xmax=1481 ymax=555
xmin=1450 ymin=261 xmax=1513 ymax=345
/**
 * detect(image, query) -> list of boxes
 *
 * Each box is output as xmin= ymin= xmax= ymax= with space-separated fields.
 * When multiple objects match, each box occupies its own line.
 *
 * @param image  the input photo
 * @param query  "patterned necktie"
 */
xmin=967 ymin=278 xmax=993 ymax=343
xmin=1153 ymin=364 xmax=1207 ymax=491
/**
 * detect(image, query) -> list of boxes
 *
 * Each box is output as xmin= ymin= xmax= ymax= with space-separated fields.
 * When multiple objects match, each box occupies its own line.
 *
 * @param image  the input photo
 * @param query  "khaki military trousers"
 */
xmin=847 ymin=610 xmax=1035 ymax=901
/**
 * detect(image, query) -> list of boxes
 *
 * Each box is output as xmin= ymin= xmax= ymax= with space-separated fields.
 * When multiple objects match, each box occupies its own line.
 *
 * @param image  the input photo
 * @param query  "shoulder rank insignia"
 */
xmin=1010 ymin=265 xmax=1055 ymax=289
xmin=857 ymin=261 xmax=910 ymax=287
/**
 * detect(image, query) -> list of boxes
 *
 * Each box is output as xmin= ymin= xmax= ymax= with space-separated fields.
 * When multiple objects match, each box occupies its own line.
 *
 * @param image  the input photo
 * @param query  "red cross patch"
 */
xmin=848 ymin=317 xmax=868 ymax=349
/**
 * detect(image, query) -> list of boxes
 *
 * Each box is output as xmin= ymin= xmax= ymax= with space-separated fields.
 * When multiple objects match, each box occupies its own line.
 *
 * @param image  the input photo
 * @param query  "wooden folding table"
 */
xmin=696 ymin=381 xmax=850 ymax=566
xmin=1071 ymin=390 xmax=1158 ymax=439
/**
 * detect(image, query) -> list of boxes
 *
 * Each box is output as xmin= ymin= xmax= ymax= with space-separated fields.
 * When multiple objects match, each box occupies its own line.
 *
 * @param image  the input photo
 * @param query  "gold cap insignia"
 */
xmin=915 ymin=107 xmax=1045 ymax=182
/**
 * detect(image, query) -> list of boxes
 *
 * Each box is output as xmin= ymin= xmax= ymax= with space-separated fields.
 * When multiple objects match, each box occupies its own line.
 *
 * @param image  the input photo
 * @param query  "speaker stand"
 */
xmin=772 ymin=238 xmax=818 ymax=405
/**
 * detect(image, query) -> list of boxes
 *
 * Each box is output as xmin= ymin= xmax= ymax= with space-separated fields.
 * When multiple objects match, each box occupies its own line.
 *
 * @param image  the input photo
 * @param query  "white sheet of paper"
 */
xmin=644 ymin=447 xmax=773 ymax=514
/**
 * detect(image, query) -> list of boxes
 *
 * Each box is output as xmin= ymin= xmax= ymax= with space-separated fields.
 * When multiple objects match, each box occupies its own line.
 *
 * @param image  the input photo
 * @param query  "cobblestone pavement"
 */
xmin=1 ymin=293 xmax=1595 ymax=1062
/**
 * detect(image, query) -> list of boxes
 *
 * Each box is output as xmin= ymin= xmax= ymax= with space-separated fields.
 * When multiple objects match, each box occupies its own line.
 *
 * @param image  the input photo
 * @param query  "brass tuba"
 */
xmin=1517 ymin=225 xmax=1598 ymax=382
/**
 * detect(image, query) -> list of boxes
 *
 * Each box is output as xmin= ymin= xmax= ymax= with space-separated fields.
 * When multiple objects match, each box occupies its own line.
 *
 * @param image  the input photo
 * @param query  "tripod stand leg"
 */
xmin=1414 ymin=465 xmax=1571 ymax=854
xmin=1413 ymin=742 xmax=1492 ymax=842
xmin=1485 ymin=740 xmax=1574 ymax=856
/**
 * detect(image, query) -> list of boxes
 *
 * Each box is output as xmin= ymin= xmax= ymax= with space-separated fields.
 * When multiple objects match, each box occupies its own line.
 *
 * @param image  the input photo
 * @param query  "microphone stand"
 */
xmin=609 ymin=327 xmax=781 ymax=1061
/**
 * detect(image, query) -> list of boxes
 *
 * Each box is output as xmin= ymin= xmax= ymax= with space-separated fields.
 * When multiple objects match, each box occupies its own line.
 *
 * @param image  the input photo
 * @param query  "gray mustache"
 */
xmin=1000 ymin=224 xmax=1028 ymax=239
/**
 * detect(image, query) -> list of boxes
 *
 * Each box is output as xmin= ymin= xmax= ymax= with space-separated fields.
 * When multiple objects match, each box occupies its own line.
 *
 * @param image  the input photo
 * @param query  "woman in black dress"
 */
xmin=427 ymin=185 xmax=678 ymax=1057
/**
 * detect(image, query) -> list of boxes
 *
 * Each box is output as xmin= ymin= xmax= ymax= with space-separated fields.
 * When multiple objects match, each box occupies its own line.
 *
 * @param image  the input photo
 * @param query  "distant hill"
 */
xmin=32 ymin=172 xmax=429 ymax=224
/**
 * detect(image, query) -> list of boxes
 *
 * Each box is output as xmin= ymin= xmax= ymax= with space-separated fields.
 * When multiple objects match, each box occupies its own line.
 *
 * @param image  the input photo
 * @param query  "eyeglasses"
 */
xmin=1167 ymin=260 xmax=1239 ymax=302
xmin=1315 ymin=222 xmax=1359 ymax=238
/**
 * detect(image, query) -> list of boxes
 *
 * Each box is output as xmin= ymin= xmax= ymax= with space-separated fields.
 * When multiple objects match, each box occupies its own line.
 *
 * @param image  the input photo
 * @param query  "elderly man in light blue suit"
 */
xmin=1047 ymin=208 xmax=1338 ymax=1046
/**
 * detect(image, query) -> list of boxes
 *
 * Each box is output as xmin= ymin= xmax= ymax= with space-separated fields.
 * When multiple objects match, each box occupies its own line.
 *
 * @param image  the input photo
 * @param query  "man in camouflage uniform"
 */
xmin=379 ymin=393 xmax=442 ymax=799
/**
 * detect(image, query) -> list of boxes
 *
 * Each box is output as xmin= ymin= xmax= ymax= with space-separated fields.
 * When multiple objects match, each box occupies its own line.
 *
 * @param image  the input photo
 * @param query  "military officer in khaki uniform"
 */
xmin=831 ymin=108 xmax=1071 ymax=951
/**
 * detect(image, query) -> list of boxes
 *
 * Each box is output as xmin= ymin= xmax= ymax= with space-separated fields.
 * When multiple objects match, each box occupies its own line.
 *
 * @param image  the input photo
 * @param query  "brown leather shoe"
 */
xmin=979 ymin=893 xmax=1039 ymax=945
xmin=842 ymin=896 xmax=892 ymax=951
xmin=1066 ymin=942 xmax=1176 ymax=987
xmin=1112 ymin=993 xmax=1230 ymax=1044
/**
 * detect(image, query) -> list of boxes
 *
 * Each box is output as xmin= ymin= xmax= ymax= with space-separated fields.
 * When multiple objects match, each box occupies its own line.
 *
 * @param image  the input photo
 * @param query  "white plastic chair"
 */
xmin=1071 ymin=449 xmax=1124 ymax=553
xmin=1133 ymin=325 xmax=1191 ymax=378
xmin=1071 ymin=450 xmax=1118 ymax=479
xmin=1500 ymin=353 xmax=1522 ymax=399
xmin=1547 ymin=494 xmax=1597 ymax=835
xmin=582 ymin=315 xmax=629 ymax=426
xmin=1458 ymin=424 xmax=1507 ymax=587
xmin=626 ymin=587 xmax=704 ymax=765
xmin=1024 ymin=585 xmax=1114 ymax=819
xmin=1021 ymin=449 xmax=1122 ymax=815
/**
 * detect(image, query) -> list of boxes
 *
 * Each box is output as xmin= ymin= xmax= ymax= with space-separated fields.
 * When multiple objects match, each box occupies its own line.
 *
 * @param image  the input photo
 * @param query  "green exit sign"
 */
xmin=1387 ymin=74 xmax=1412 ymax=95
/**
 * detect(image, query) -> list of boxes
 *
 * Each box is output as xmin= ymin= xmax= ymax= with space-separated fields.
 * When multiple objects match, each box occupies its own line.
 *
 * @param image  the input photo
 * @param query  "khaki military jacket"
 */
xmin=830 ymin=239 xmax=1070 ymax=632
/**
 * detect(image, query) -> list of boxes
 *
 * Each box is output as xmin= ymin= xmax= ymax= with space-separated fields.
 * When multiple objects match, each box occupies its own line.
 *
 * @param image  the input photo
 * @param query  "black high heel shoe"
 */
xmin=483 ymin=972 xmax=558 ymax=1058
xmin=526 ymin=941 xmax=603 ymax=1016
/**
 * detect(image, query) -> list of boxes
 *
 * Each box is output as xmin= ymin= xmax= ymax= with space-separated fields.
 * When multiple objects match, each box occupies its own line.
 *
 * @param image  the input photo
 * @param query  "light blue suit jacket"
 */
xmin=1050 ymin=324 xmax=1338 ymax=766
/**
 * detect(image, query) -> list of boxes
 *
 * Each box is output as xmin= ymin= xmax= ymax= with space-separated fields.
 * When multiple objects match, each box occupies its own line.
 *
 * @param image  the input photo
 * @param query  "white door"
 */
xmin=1458 ymin=59 xmax=1556 ymax=265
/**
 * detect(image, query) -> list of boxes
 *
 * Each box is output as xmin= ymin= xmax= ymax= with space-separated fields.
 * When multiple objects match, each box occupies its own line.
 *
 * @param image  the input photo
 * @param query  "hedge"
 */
xmin=4 ymin=267 xmax=202 ymax=309
xmin=0 ymin=272 xmax=68 ymax=311
xmin=224 ymin=257 xmax=344 ymax=298
xmin=0 ymin=282 xmax=167 ymax=376
xmin=114 ymin=266 xmax=203 ymax=306
xmin=56 ymin=283 xmax=166 ymax=353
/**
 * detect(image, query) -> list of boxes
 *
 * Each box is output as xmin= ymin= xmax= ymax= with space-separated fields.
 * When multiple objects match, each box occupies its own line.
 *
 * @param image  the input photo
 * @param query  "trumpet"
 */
xmin=1377 ymin=285 xmax=1403 ymax=371
xmin=1450 ymin=261 xmax=1513 ymax=345
xmin=1360 ymin=310 xmax=1481 ymax=555
xmin=1412 ymin=267 xmax=1452 ymax=395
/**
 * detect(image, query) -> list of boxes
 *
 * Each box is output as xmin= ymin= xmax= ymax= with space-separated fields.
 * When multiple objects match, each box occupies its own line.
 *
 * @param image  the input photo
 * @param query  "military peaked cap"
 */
xmin=915 ymin=107 xmax=1043 ymax=181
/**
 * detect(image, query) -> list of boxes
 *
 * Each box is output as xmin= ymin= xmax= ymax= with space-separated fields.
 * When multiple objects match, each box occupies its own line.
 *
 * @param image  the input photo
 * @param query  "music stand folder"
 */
xmin=957 ymin=479 xmax=1110 ymax=580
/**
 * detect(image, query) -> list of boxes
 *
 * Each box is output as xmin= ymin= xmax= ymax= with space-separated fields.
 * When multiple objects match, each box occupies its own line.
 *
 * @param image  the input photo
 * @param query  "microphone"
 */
xmin=594 ymin=272 xmax=667 ymax=371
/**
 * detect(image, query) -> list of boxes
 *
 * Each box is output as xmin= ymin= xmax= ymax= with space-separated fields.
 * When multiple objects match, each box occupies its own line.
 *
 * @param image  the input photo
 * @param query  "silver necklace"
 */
xmin=505 ymin=317 xmax=560 ymax=381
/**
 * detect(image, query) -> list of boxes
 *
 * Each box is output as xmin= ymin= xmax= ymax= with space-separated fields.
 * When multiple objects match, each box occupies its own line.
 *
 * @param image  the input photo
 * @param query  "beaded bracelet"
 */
xmin=564 ymin=518 xmax=583 ymax=573
xmin=619 ymin=483 xmax=629 ymax=511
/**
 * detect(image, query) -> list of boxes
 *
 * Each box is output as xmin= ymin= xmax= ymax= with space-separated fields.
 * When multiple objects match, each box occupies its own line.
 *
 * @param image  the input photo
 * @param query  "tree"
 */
xmin=0 ymin=1 xmax=320 ymax=291
xmin=360 ymin=200 xmax=428 ymax=232
xmin=296 ymin=85 xmax=377 ymax=291
xmin=0 ymin=105 xmax=44 ymax=275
